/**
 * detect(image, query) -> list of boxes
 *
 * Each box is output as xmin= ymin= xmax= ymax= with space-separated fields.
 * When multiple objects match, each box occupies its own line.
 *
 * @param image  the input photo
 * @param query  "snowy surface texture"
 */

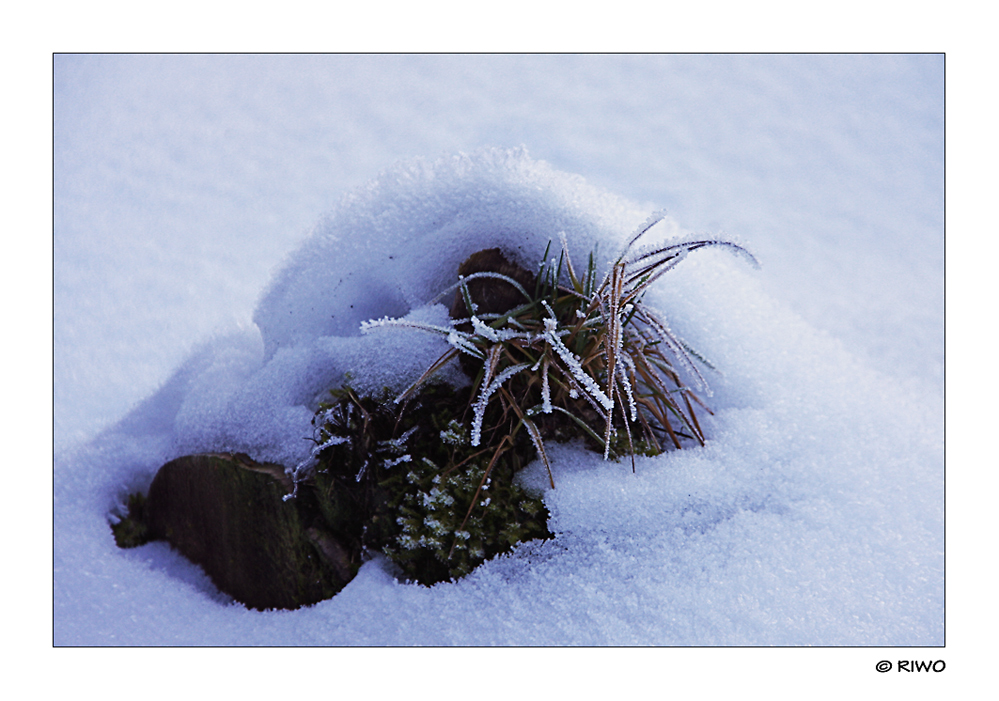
xmin=54 ymin=55 xmax=943 ymax=646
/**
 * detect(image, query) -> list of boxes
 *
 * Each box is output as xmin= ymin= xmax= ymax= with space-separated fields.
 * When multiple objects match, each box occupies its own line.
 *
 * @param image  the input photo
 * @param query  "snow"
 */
xmin=54 ymin=54 xmax=942 ymax=646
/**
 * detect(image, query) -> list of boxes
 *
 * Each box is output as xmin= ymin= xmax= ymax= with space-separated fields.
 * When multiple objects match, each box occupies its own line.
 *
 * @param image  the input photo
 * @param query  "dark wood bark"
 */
xmin=143 ymin=453 xmax=354 ymax=611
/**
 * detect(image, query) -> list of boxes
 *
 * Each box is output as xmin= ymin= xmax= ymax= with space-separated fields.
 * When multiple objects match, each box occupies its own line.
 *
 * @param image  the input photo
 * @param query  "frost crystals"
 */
xmin=359 ymin=212 xmax=757 ymax=487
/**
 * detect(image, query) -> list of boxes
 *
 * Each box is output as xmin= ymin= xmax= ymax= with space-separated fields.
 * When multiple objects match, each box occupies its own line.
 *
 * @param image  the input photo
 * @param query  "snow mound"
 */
xmin=253 ymin=146 xmax=652 ymax=356
xmin=54 ymin=148 xmax=942 ymax=645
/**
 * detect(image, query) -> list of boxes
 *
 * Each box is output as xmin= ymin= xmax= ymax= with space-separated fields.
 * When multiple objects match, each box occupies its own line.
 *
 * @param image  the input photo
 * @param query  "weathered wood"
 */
xmin=143 ymin=453 xmax=354 ymax=610
xmin=450 ymin=248 xmax=536 ymax=319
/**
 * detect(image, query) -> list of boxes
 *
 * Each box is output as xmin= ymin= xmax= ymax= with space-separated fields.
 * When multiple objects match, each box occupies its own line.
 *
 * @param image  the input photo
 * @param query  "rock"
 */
xmin=141 ymin=453 xmax=354 ymax=610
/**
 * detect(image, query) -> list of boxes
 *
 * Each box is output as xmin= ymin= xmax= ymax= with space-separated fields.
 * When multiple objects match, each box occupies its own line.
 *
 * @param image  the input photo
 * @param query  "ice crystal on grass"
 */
xmin=365 ymin=212 xmax=758 ymax=490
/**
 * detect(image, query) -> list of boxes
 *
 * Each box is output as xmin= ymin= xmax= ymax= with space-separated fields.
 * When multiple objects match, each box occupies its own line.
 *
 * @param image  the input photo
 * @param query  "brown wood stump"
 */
xmin=128 ymin=453 xmax=355 ymax=611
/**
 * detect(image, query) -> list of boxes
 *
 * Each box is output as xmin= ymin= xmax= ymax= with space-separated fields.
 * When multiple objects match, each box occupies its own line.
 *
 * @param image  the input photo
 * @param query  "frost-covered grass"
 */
xmin=54 ymin=55 xmax=943 ymax=647
xmin=358 ymin=213 xmax=757 ymax=485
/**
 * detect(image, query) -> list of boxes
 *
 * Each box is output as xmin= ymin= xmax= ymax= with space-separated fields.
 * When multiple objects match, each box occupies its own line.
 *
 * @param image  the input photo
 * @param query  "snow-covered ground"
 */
xmin=54 ymin=54 xmax=943 ymax=646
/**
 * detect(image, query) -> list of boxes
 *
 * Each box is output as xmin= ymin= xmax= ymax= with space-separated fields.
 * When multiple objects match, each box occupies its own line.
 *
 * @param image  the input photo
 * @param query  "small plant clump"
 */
xmin=109 ymin=213 xmax=758 ymax=603
xmin=360 ymin=210 xmax=758 ymax=472
xmin=110 ymin=492 xmax=149 ymax=548
xmin=293 ymin=211 xmax=757 ymax=584
xmin=304 ymin=384 xmax=550 ymax=585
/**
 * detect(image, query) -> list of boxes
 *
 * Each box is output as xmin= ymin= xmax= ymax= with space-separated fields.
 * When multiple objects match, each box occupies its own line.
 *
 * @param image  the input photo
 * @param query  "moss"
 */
xmin=110 ymin=492 xmax=151 ymax=549
xmin=308 ymin=383 xmax=552 ymax=585
xmin=385 ymin=455 xmax=550 ymax=582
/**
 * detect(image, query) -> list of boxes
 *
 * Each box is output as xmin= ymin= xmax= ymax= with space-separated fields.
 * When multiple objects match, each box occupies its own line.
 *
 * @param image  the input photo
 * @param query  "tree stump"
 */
xmin=131 ymin=453 xmax=355 ymax=610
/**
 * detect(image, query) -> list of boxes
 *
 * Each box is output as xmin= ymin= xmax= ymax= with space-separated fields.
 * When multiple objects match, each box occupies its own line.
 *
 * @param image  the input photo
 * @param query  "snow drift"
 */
xmin=54 ymin=148 xmax=942 ymax=645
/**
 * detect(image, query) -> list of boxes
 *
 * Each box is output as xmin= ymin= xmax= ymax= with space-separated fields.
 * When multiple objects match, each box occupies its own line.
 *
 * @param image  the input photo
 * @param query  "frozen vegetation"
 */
xmin=54 ymin=55 xmax=943 ymax=645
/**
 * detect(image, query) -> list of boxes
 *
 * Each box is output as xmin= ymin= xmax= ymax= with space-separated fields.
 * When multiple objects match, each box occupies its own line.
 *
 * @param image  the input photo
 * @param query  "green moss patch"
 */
xmin=308 ymin=383 xmax=552 ymax=585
